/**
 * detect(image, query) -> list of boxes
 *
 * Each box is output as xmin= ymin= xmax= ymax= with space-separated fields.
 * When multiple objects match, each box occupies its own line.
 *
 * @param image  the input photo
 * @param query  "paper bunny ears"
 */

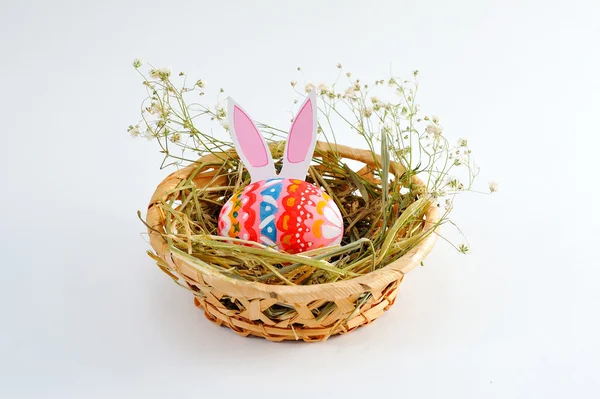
xmin=227 ymin=90 xmax=317 ymax=182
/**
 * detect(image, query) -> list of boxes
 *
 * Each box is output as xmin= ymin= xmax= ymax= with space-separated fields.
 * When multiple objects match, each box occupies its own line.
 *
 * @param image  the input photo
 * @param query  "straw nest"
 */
xmin=145 ymin=141 xmax=439 ymax=341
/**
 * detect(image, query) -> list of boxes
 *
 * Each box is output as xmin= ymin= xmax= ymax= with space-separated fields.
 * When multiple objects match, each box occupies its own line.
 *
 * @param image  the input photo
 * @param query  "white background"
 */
xmin=1 ymin=0 xmax=599 ymax=398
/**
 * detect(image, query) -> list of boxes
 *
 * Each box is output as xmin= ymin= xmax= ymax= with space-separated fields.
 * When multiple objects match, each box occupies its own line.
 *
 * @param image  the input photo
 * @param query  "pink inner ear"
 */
xmin=233 ymin=106 xmax=268 ymax=167
xmin=287 ymin=99 xmax=313 ymax=163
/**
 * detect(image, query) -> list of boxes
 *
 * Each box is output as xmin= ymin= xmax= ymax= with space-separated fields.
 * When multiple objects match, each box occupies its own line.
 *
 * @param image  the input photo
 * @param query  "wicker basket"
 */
xmin=146 ymin=142 xmax=439 ymax=342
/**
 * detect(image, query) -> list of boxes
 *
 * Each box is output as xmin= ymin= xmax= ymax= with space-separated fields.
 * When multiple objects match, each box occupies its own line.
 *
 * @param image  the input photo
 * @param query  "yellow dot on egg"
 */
xmin=316 ymin=200 xmax=326 ymax=215
xmin=313 ymin=219 xmax=324 ymax=238
xmin=282 ymin=215 xmax=290 ymax=230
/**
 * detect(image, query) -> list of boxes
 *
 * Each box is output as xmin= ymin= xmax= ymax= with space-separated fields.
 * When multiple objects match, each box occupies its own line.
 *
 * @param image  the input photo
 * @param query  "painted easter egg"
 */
xmin=218 ymin=178 xmax=344 ymax=254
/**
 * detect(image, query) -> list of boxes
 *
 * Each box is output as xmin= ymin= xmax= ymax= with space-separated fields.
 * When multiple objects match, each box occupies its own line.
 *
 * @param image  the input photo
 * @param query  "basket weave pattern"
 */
xmin=147 ymin=142 xmax=439 ymax=342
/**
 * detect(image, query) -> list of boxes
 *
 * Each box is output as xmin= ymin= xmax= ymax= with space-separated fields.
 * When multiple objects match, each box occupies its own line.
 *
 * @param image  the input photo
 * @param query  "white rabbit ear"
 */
xmin=228 ymin=97 xmax=276 ymax=182
xmin=280 ymin=90 xmax=317 ymax=180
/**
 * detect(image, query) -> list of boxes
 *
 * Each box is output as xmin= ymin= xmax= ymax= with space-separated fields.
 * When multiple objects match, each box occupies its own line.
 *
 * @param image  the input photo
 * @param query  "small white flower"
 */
xmin=148 ymin=102 xmax=165 ymax=116
xmin=220 ymin=120 xmax=230 ymax=131
xmin=344 ymin=87 xmax=357 ymax=99
xmin=445 ymin=176 xmax=463 ymax=190
xmin=305 ymin=82 xmax=315 ymax=93
xmin=144 ymin=127 xmax=156 ymax=141
xmin=290 ymin=80 xmax=297 ymax=87
xmin=457 ymin=137 xmax=468 ymax=147
xmin=150 ymin=67 xmax=171 ymax=81
xmin=425 ymin=124 xmax=443 ymax=140
xmin=489 ymin=181 xmax=499 ymax=193
xmin=429 ymin=188 xmax=448 ymax=207
xmin=317 ymin=83 xmax=332 ymax=95
xmin=444 ymin=198 xmax=453 ymax=212
xmin=458 ymin=243 xmax=470 ymax=254
xmin=169 ymin=133 xmax=181 ymax=143
xmin=371 ymin=96 xmax=380 ymax=104
xmin=454 ymin=152 xmax=469 ymax=166
xmin=132 ymin=58 xmax=142 ymax=69
xmin=432 ymin=115 xmax=439 ymax=124
xmin=361 ymin=107 xmax=373 ymax=118
xmin=215 ymin=103 xmax=226 ymax=119
xmin=127 ymin=124 xmax=141 ymax=138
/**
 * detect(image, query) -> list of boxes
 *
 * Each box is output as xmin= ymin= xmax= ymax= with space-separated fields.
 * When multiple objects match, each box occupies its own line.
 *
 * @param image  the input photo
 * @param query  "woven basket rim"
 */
xmin=146 ymin=141 xmax=439 ymax=303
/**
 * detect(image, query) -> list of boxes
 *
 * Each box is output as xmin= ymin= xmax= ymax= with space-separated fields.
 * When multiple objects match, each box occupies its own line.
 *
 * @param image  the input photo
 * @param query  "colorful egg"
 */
xmin=218 ymin=178 xmax=344 ymax=254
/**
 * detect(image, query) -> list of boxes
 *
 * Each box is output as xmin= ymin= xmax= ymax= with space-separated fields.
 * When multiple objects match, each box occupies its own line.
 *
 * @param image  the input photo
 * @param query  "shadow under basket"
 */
xmin=146 ymin=142 xmax=439 ymax=342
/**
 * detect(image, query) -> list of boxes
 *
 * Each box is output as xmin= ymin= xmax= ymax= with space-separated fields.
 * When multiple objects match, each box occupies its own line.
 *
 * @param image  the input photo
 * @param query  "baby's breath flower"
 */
xmin=127 ymin=124 xmax=141 ymax=138
xmin=454 ymin=152 xmax=469 ymax=166
xmin=144 ymin=127 xmax=156 ymax=141
xmin=425 ymin=124 xmax=443 ymax=140
xmin=195 ymin=79 xmax=205 ymax=89
xmin=346 ymin=72 xmax=351 ymax=77
xmin=132 ymin=58 xmax=142 ymax=69
xmin=317 ymin=83 xmax=332 ymax=95
xmin=458 ymin=243 xmax=470 ymax=254
xmin=220 ymin=120 xmax=230 ymax=131
xmin=371 ymin=96 xmax=380 ymax=104
xmin=215 ymin=103 xmax=226 ymax=120
xmin=305 ymin=82 xmax=315 ymax=93
xmin=169 ymin=133 xmax=181 ymax=143
xmin=446 ymin=177 xmax=463 ymax=190
xmin=344 ymin=87 xmax=357 ymax=99
xmin=429 ymin=188 xmax=448 ymax=206
xmin=147 ymin=102 xmax=166 ymax=117
xmin=457 ymin=137 xmax=468 ymax=147
xmin=488 ymin=181 xmax=499 ymax=193
xmin=361 ymin=107 xmax=373 ymax=118
xmin=336 ymin=63 xmax=342 ymax=69
xmin=150 ymin=67 xmax=171 ymax=81
xmin=290 ymin=80 xmax=297 ymax=88
xmin=444 ymin=198 xmax=453 ymax=212
xmin=432 ymin=115 xmax=439 ymax=124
